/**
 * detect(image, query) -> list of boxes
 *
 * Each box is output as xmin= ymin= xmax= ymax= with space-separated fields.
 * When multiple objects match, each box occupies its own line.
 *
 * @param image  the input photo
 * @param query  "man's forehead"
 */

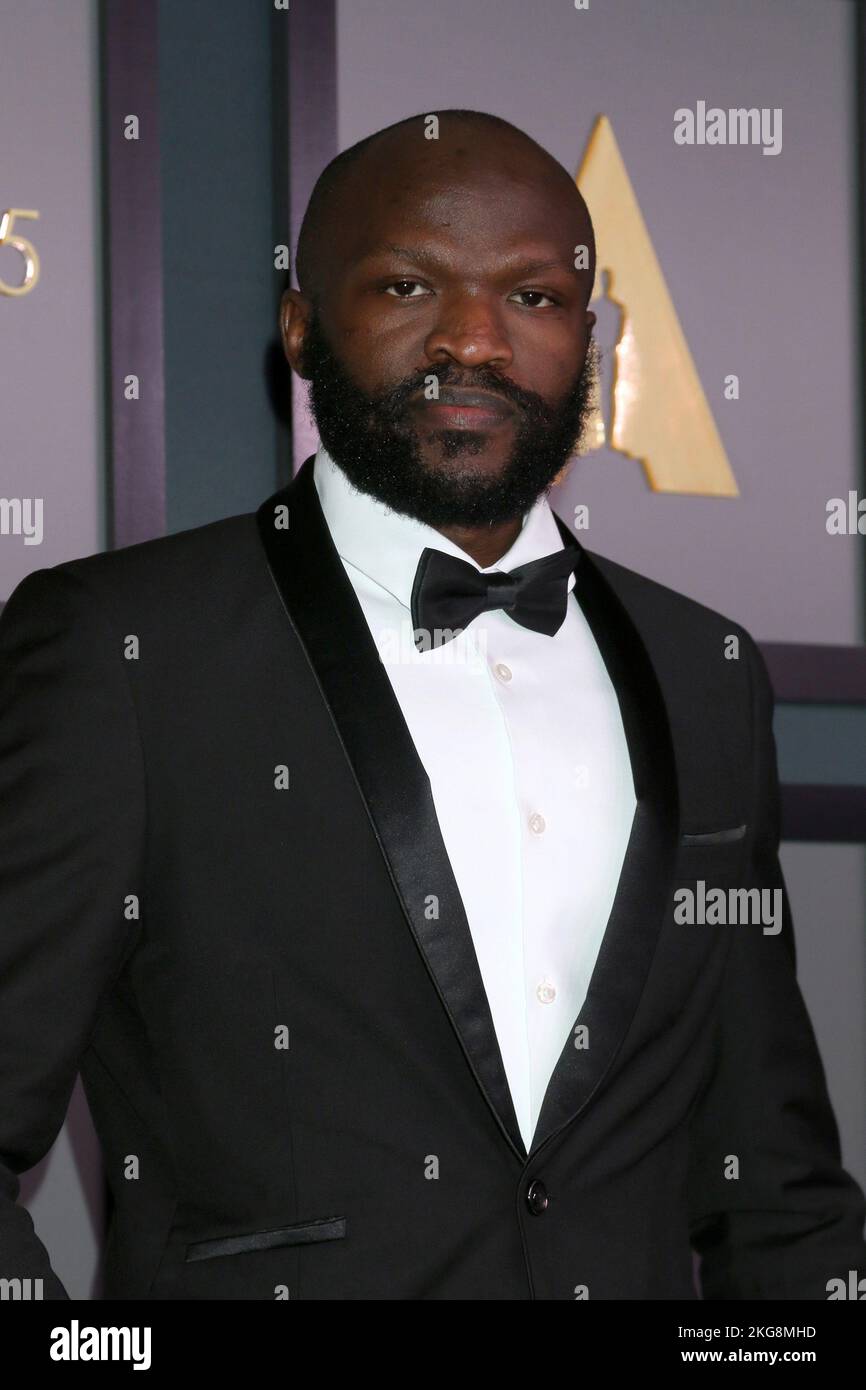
xmin=341 ymin=175 xmax=586 ymax=263
xmin=351 ymin=236 xmax=579 ymax=274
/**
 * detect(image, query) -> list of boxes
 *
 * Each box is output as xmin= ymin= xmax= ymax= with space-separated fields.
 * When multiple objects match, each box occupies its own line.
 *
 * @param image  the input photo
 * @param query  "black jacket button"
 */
xmin=525 ymin=1178 xmax=549 ymax=1215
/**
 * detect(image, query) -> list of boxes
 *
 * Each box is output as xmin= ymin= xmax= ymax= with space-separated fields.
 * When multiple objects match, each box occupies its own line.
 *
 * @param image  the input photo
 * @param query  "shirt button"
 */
xmin=525 ymin=1178 xmax=549 ymax=1215
xmin=528 ymin=811 xmax=546 ymax=835
xmin=493 ymin=662 xmax=512 ymax=683
xmin=536 ymin=979 xmax=556 ymax=1004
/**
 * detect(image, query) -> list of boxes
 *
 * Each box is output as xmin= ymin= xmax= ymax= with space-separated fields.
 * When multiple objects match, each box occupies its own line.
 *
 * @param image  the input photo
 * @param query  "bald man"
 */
xmin=1 ymin=109 xmax=864 ymax=1303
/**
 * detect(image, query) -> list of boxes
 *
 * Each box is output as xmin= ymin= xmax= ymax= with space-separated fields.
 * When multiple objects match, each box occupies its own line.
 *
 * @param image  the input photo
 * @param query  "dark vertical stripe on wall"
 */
xmin=158 ymin=0 xmax=290 ymax=532
xmin=270 ymin=10 xmax=292 ymax=486
xmin=287 ymin=0 xmax=337 ymax=471
xmin=101 ymin=0 xmax=166 ymax=547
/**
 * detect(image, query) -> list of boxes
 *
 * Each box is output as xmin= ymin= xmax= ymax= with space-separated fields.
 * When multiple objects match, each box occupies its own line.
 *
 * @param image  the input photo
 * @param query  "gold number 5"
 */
xmin=0 ymin=209 xmax=40 ymax=296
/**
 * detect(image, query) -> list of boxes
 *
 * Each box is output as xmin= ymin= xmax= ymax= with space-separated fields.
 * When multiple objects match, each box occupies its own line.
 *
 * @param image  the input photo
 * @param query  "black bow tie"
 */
xmin=410 ymin=543 xmax=581 ymax=648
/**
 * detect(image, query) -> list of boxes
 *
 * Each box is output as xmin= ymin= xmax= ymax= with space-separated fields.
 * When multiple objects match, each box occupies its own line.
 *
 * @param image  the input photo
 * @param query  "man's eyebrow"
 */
xmin=361 ymin=243 xmax=578 ymax=277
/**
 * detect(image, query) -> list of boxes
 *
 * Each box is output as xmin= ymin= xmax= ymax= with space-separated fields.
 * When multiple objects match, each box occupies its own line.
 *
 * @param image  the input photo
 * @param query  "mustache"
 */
xmin=369 ymin=334 xmax=600 ymax=422
xmin=375 ymin=361 xmax=555 ymax=423
xmin=302 ymin=306 xmax=598 ymax=439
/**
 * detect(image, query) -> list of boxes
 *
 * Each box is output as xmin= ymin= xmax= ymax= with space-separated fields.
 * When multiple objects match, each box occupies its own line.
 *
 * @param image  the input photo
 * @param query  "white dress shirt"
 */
xmin=313 ymin=443 xmax=637 ymax=1151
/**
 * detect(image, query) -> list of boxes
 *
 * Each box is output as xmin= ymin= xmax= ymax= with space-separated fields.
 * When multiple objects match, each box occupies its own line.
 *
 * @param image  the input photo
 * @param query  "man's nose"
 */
xmin=423 ymin=291 xmax=513 ymax=370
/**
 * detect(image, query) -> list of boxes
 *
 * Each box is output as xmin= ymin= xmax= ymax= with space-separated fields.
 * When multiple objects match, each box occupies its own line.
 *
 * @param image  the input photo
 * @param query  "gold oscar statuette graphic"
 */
xmin=576 ymin=117 xmax=738 ymax=497
xmin=0 ymin=208 xmax=40 ymax=297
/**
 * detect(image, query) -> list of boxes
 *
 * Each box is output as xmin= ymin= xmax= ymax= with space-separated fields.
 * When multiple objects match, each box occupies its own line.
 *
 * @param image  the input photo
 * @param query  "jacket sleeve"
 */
xmin=0 ymin=566 xmax=145 ymax=1299
xmin=686 ymin=632 xmax=866 ymax=1299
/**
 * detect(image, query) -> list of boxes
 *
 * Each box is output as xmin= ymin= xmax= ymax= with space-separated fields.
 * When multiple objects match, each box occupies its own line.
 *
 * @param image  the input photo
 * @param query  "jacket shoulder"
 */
xmin=2 ymin=509 xmax=265 ymax=618
xmin=60 ymin=509 xmax=260 ymax=590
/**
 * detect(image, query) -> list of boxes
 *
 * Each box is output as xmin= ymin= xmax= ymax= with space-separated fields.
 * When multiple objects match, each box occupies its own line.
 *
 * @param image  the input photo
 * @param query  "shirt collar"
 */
xmin=313 ymin=442 xmax=576 ymax=610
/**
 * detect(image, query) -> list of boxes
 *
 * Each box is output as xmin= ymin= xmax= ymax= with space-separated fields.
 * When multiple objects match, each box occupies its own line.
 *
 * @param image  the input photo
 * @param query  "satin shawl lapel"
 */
xmin=256 ymin=456 xmax=527 ymax=1160
xmin=529 ymin=514 xmax=680 ymax=1155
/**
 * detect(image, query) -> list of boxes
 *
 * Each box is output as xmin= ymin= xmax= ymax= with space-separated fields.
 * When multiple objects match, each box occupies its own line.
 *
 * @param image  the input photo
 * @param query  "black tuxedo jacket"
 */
xmin=1 ymin=454 xmax=865 ymax=1301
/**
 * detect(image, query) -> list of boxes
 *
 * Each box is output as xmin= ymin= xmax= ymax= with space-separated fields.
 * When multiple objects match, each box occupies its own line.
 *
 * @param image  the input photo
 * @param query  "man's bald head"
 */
xmin=281 ymin=108 xmax=600 ymax=543
xmin=294 ymin=109 xmax=596 ymax=305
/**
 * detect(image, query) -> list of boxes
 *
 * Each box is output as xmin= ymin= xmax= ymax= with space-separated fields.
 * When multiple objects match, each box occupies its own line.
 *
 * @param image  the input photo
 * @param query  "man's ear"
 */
xmin=280 ymin=288 xmax=312 ymax=378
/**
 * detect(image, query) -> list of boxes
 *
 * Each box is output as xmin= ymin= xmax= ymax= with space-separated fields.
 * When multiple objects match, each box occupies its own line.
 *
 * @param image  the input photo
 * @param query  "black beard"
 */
xmin=299 ymin=306 xmax=599 ymax=528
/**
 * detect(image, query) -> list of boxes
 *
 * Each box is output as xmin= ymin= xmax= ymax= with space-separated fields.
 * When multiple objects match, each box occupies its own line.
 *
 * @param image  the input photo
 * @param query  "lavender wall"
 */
xmin=1 ymin=0 xmax=105 ymax=1298
xmin=0 ymin=0 xmax=105 ymax=601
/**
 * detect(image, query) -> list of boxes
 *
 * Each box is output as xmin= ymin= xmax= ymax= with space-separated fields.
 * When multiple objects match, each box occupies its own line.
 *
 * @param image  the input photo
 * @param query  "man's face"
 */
xmin=285 ymin=151 xmax=598 ymax=528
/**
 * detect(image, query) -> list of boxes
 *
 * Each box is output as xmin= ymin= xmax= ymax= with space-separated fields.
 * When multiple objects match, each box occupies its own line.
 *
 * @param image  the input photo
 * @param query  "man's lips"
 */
xmin=409 ymin=388 xmax=517 ymax=428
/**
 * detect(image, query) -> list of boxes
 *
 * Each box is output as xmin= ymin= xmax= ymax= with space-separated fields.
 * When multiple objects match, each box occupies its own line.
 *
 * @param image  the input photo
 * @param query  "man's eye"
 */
xmin=384 ymin=280 xmax=429 ymax=298
xmin=510 ymin=289 xmax=557 ymax=308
